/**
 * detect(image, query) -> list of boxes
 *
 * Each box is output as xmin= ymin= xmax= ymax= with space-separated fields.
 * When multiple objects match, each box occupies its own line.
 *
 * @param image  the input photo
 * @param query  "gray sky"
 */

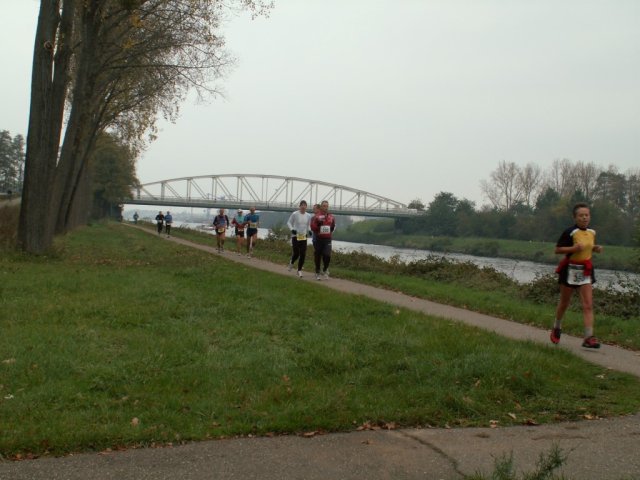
xmin=2 ymin=0 xmax=639 ymax=205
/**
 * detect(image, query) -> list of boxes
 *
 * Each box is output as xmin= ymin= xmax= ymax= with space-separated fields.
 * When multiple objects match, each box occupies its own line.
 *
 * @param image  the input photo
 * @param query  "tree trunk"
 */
xmin=50 ymin=3 xmax=101 ymax=235
xmin=18 ymin=0 xmax=75 ymax=253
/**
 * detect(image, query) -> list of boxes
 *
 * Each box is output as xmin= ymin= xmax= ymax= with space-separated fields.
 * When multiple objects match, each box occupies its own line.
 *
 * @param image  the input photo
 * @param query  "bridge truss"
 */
xmin=129 ymin=174 xmax=414 ymax=218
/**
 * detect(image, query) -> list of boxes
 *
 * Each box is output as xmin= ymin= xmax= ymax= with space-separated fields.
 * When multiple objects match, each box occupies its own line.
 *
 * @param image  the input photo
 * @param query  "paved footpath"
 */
xmin=2 ymin=227 xmax=639 ymax=480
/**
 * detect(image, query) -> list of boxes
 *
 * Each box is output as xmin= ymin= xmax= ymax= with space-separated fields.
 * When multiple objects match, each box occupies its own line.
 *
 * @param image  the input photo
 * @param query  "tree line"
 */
xmin=403 ymin=159 xmax=640 ymax=246
xmin=18 ymin=0 xmax=270 ymax=254
xmin=0 ymin=130 xmax=25 ymax=194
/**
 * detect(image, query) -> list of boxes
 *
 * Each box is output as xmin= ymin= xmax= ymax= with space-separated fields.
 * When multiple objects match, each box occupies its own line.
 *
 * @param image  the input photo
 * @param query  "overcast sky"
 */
xmin=2 ymin=0 xmax=639 ymax=206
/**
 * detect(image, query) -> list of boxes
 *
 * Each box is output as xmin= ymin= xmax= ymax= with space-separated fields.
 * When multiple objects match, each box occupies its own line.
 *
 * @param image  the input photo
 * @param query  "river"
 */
xmin=180 ymin=223 xmax=637 ymax=290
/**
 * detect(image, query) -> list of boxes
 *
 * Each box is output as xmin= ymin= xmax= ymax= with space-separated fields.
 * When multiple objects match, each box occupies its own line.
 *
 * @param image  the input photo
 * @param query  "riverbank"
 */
xmin=333 ymin=221 xmax=639 ymax=273
xmin=2 ymin=222 xmax=640 ymax=461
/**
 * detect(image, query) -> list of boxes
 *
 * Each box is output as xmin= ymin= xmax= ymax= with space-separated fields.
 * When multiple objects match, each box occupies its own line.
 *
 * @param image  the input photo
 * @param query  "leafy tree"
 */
xmin=0 ymin=131 xmax=25 ymax=193
xmin=90 ymin=133 xmax=139 ymax=220
xmin=426 ymin=192 xmax=459 ymax=236
xmin=19 ymin=0 xmax=271 ymax=254
xmin=408 ymin=198 xmax=425 ymax=211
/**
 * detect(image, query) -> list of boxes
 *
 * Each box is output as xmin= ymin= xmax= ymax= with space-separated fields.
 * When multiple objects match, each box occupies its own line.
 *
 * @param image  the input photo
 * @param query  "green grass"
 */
xmin=2 ymin=223 xmax=640 ymax=458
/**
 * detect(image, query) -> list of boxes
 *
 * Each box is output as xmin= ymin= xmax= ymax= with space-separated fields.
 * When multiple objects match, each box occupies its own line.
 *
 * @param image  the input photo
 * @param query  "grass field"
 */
xmin=2 ymin=222 xmax=640 ymax=459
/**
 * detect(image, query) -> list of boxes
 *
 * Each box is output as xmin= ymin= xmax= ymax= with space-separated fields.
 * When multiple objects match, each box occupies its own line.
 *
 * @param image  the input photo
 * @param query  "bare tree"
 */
xmin=574 ymin=161 xmax=601 ymax=201
xmin=516 ymin=162 xmax=542 ymax=208
xmin=545 ymin=158 xmax=579 ymax=198
xmin=480 ymin=160 xmax=522 ymax=210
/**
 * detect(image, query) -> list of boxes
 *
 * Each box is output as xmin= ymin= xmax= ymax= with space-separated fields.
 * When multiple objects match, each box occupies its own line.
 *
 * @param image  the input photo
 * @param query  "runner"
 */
xmin=231 ymin=209 xmax=246 ymax=256
xmin=310 ymin=200 xmax=336 ymax=280
xmin=551 ymin=202 xmax=603 ymax=348
xmin=286 ymin=200 xmax=312 ymax=278
xmin=164 ymin=211 xmax=173 ymax=237
xmin=154 ymin=211 xmax=164 ymax=234
xmin=310 ymin=203 xmax=320 ymax=250
xmin=245 ymin=207 xmax=260 ymax=257
xmin=212 ymin=208 xmax=230 ymax=253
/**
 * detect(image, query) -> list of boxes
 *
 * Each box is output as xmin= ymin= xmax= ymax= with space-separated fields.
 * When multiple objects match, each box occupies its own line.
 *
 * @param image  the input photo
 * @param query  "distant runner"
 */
xmin=164 ymin=211 xmax=173 ymax=237
xmin=551 ymin=202 xmax=603 ymax=349
xmin=286 ymin=200 xmax=312 ymax=278
xmin=231 ymin=209 xmax=246 ymax=256
xmin=155 ymin=211 xmax=164 ymax=234
xmin=245 ymin=207 xmax=260 ymax=257
xmin=212 ymin=208 xmax=230 ymax=253
xmin=310 ymin=200 xmax=336 ymax=280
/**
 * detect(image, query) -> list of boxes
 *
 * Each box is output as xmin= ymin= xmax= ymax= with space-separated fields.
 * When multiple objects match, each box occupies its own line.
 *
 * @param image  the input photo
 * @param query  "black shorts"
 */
xmin=247 ymin=228 xmax=258 ymax=237
xmin=235 ymin=229 xmax=245 ymax=237
xmin=557 ymin=266 xmax=596 ymax=288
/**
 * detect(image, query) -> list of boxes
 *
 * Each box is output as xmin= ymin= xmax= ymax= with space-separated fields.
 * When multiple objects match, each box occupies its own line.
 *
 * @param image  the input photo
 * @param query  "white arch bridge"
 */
xmin=127 ymin=174 xmax=416 ymax=218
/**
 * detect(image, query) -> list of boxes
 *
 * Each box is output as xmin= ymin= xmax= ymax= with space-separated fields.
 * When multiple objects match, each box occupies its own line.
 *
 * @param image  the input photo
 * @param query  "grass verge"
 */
xmin=1 ymin=222 xmax=640 ymax=458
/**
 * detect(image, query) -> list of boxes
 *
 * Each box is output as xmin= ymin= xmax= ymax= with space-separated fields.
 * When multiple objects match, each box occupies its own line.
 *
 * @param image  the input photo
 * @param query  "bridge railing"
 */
xmin=126 ymin=195 xmax=419 ymax=218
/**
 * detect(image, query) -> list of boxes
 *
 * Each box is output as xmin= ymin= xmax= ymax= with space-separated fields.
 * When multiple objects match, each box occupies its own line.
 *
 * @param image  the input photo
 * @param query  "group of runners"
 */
xmin=209 ymin=200 xmax=335 ymax=280
xmin=211 ymin=207 xmax=260 ymax=256
xmin=286 ymin=200 xmax=336 ymax=280
xmin=154 ymin=211 xmax=173 ymax=236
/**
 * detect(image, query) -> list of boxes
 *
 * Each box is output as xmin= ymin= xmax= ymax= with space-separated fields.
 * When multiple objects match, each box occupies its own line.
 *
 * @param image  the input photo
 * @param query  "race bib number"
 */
xmin=217 ymin=227 xmax=226 ymax=234
xmin=296 ymin=233 xmax=307 ymax=241
xmin=320 ymin=225 xmax=331 ymax=234
xmin=567 ymin=264 xmax=591 ymax=286
xmin=249 ymin=222 xmax=258 ymax=228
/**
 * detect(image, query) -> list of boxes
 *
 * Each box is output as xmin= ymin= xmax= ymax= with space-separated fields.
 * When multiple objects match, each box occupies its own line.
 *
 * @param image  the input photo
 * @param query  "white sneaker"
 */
xmin=287 ymin=263 xmax=293 ymax=272
xmin=323 ymin=270 xmax=329 ymax=280
xmin=297 ymin=270 xmax=303 ymax=278
xmin=315 ymin=273 xmax=321 ymax=281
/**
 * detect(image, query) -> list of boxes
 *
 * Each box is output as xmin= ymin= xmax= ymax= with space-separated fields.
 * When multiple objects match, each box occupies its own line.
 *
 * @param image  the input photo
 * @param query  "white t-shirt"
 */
xmin=287 ymin=211 xmax=312 ymax=236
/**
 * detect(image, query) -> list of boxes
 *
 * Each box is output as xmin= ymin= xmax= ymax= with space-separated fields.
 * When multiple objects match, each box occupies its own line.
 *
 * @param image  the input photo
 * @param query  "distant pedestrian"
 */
xmin=213 ymin=208 xmax=230 ymax=253
xmin=133 ymin=212 xmax=139 ymax=224
xmin=287 ymin=200 xmax=312 ymax=278
xmin=231 ymin=209 xmax=246 ymax=255
xmin=155 ymin=211 xmax=164 ymax=234
xmin=164 ymin=211 xmax=173 ymax=237
xmin=550 ymin=202 xmax=603 ymax=348
xmin=310 ymin=200 xmax=335 ymax=280
xmin=245 ymin=207 xmax=260 ymax=257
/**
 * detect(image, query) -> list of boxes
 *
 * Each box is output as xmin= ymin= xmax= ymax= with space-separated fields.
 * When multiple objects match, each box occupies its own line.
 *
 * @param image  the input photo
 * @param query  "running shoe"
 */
xmin=315 ymin=273 xmax=321 ymax=281
xmin=582 ymin=336 xmax=601 ymax=349
xmin=323 ymin=270 xmax=329 ymax=280
xmin=550 ymin=328 xmax=561 ymax=344
xmin=297 ymin=270 xmax=303 ymax=278
xmin=287 ymin=263 xmax=293 ymax=272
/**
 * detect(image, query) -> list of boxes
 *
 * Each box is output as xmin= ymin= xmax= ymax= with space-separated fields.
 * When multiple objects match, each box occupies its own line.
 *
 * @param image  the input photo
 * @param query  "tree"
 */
xmin=0 ymin=131 xmax=25 ymax=193
xmin=574 ymin=161 xmax=600 ymax=201
xmin=426 ymin=192 xmax=459 ymax=236
xmin=593 ymin=166 xmax=627 ymax=211
xmin=408 ymin=198 xmax=425 ymax=211
xmin=545 ymin=158 xmax=577 ymax=198
xmin=516 ymin=163 xmax=543 ymax=208
xmin=19 ymin=0 xmax=271 ymax=254
xmin=90 ymin=133 xmax=139 ymax=220
xmin=480 ymin=160 xmax=522 ymax=211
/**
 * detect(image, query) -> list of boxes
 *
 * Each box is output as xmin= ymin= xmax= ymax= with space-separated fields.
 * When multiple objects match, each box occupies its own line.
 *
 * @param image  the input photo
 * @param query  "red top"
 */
xmin=311 ymin=213 xmax=335 ymax=239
